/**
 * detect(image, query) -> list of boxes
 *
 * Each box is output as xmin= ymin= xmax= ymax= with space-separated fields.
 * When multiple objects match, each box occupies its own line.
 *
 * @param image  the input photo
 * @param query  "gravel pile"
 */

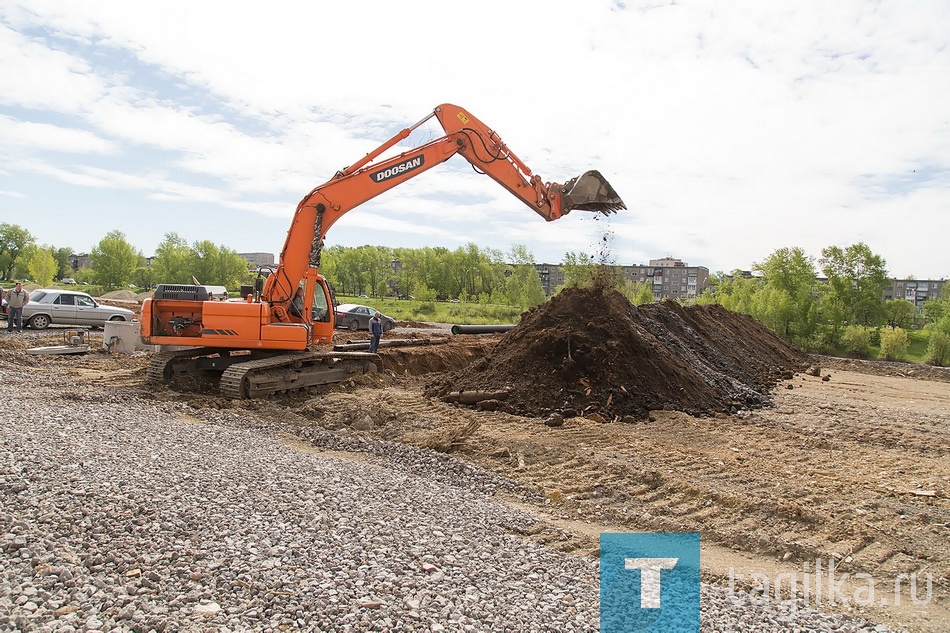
xmin=0 ymin=349 xmax=899 ymax=632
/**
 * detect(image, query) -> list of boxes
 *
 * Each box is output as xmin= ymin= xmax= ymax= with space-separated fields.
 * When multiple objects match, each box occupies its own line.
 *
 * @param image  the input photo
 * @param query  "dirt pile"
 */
xmin=429 ymin=285 xmax=809 ymax=419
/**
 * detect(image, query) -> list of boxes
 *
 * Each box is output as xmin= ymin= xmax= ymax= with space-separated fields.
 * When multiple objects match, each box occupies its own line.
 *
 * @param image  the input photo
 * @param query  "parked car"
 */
xmin=1 ymin=289 xmax=135 ymax=330
xmin=60 ymin=277 xmax=77 ymax=285
xmin=334 ymin=304 xmax=395 ymax=332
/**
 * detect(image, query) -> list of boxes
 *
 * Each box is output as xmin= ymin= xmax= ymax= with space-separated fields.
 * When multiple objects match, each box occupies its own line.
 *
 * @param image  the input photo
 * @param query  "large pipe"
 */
xmin=450 ymin=324 xmax=516 ymax=335
xmin=334 ymin=338 xmax=448 ymax=351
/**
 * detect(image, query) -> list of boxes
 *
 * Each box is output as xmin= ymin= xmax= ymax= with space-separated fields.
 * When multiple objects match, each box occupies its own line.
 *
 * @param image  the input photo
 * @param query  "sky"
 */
xmin=1 ymin=0 xmax=948 ymax=278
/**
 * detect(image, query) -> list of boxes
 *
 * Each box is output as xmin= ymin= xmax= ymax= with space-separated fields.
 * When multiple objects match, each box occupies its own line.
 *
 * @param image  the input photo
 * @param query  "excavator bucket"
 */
xmin=561 ymin=170 xmax=626 ymax=215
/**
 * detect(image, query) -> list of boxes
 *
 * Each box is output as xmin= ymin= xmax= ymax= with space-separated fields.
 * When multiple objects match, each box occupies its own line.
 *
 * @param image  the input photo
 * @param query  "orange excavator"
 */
xmin=141 ymin=103 xmax=625 ymax=397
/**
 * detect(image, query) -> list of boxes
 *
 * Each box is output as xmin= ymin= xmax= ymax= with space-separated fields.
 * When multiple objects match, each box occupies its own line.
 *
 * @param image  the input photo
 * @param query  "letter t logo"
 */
xmin=624 ymin=558 xmax=679 ymax=608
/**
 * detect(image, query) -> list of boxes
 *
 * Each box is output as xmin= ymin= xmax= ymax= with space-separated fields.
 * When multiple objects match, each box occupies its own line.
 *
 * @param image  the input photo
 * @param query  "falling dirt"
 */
xmin=428 ymin=285 xmax=810 ymax=419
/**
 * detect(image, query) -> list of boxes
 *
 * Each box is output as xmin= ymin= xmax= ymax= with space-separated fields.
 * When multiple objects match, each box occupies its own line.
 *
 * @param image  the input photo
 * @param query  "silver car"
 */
xmin=2 ymin=289 xmax=136 ymax=330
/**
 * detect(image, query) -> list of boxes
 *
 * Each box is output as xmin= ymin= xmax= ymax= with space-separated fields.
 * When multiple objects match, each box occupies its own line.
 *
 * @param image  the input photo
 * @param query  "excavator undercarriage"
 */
xmin=146 ymin=348 xmax=380 ymax=399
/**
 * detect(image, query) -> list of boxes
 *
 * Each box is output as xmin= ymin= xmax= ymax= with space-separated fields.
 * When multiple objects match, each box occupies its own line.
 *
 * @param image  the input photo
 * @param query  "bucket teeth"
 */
xmin=561 ymin=170 xmax=626 ymax=215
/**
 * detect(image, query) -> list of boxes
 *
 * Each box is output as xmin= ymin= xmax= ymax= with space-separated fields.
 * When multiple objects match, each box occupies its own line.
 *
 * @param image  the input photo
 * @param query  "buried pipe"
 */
xmin=334 ymin=338 xmax=448 ymax=351
xmin=450 ymin=324 xmax=515 ymax=335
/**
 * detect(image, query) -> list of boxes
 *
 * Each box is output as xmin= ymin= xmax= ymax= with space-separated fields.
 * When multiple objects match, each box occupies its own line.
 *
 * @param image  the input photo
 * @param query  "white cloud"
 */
xmin=0 ymin=24 xmax=106 ymax=112
xmin=0 ymin=115 xmax=116 ymax=154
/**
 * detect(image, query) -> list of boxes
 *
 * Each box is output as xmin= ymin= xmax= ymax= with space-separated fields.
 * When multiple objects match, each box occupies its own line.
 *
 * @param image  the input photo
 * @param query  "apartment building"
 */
xmin=239 ymin=252 xmax=275 ymax=269
xmin=622 ymin=258 xmax=710 ymax=301
xmin=883 ymin=278 xmax=946 ymax=308
xmin=535 ymin=263 xmax=566 ymax=296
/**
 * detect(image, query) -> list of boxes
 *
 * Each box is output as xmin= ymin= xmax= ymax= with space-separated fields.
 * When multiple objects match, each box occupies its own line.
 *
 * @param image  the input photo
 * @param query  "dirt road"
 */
xmin=3 ymin=327 xmax=948 ymax=631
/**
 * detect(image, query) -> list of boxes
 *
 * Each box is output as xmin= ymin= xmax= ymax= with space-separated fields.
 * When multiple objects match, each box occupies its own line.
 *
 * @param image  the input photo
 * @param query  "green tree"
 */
xmin=52 ymin=247 xmax=74 ymax=279
xmin=27 ymin=246 xmax=58 ymax=287
xmin=884 ymin=299 xmax=918 ymax=329
xmin=90 ymin=231 xmax=140 ymax=289
xmin=358 ymin=245 xmax=395 ymax=298
xmin=924 ymin=332 xmax=950 ymax=366
xmin=712 ymin=270 xmax=762 ymax=316
xmin=0 ymin=223 xmax=35 ymax=280
xmin=505 ymin=245 xmax=545 ymax=308
xmin=192 ymin=240 xmax=250 ymax=288
xmin=152 ymin=233 xmax=194 ymax=284
xmin=820 ymin=243 xmax=889 ymax=326
xmin=447 ymin=243 xmax=492 ymax=299
xmin=841 ymin=325 xmax=871 ymax=358
xmin=558 ymin=251 xmax=596 ymax=289
xmin=753 ymin=247 xmax=818 ymax=338
xmin=922 ymin=288 xmax=950 ymax=327
xmin=627 ymin=280 xmax=656 ymax=306
xmin=131 ymin=266 xmax=156 ymax=291
xmin=879 ymin=327 xmax=910 ymax=361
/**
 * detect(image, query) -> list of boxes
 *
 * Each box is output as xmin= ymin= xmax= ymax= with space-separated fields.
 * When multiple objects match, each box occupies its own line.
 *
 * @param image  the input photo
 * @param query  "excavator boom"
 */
xmin=266 ymin=103 xmax=626 ymax=306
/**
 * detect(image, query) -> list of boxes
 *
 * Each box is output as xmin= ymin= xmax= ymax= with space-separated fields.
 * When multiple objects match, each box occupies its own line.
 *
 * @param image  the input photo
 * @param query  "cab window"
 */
xmin=312 ymin=284 xmax=330 ymax=322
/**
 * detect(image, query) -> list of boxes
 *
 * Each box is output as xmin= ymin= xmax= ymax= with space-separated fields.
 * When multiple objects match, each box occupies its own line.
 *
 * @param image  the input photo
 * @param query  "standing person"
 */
xmin=5 ymin=282 xmax=29 ymax=333
xmin=368 ymin=311 xmax=383 ymax=352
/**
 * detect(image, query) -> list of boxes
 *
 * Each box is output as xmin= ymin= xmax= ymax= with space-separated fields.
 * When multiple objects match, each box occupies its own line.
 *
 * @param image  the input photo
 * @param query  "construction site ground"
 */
xmin=2 ymin=324 xmax=948 ymax=632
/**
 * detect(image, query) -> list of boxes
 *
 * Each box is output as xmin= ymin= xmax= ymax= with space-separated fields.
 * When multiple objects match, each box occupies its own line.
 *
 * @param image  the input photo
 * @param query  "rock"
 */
xmin=351 ymin=415 xmax=374 ymax=431
xmin=194 ymin=601 xmax=221 ymax=615
xmin=358 ymin=600 xmax=383 ymax=608
xmin=805 ymin=365 xmax=821 ymax=376
xmin=543 ymin=414 xmax=565 ymax=427
xmin=475 ymin=399 xmax=504 ymax=411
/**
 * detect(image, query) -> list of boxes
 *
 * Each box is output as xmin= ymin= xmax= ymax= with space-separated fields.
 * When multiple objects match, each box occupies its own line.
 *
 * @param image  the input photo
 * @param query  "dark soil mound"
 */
xmin=428 ymin=286 xmax=809 ymax=419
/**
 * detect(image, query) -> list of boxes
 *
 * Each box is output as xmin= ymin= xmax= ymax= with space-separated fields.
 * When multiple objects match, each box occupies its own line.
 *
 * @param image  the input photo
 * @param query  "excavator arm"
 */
xmin=264 ymin=103 xmax=625 ymax=310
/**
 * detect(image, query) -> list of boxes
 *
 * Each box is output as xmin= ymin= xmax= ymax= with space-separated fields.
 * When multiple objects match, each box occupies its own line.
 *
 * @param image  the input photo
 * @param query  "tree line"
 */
xmin=320 ymin=243 xmax=546 ymax=308
xmin=0 ymin=223 xmax=251 ymax=291
xmin=0 ymin=223 xmax=547 ymax=309
xmin=700 ymin=243 xmax=948 ymax=365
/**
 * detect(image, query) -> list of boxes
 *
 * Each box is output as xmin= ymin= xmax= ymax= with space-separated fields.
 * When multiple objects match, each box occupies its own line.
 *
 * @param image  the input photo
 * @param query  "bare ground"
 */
xmin=2 ymin=326 xmax=948 ymax=632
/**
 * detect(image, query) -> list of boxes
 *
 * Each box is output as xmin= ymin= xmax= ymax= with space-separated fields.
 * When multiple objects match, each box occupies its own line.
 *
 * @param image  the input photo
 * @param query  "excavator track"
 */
xmin=218 ymin=350 xmax=379 ymax=399
xmin=147 ymin=348 xmax=379 ymax=399
xmin=145 ymin=347 xmax=223 ymax=385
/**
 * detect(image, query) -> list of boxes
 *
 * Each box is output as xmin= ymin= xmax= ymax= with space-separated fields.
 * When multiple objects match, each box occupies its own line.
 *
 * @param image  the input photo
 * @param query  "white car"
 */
xmin=1 ymin=289 xmax=135 ymax=329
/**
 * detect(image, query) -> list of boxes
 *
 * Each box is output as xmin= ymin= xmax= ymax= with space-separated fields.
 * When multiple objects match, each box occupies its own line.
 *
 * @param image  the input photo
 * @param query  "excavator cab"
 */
xmin=294 ymin=270 xmax=334 ymax=345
